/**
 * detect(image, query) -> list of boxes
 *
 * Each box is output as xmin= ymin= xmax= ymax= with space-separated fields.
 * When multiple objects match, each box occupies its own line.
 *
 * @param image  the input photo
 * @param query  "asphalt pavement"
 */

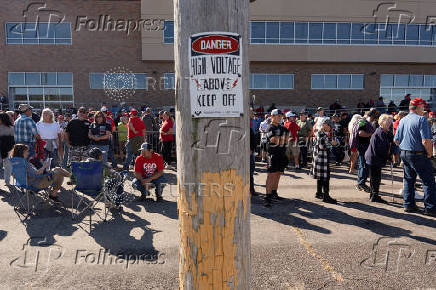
xmin=0 ymin=162 xmax=435 ymax=289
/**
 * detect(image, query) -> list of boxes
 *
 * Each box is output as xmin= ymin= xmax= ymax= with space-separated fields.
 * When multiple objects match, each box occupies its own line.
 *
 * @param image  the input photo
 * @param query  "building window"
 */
xmin=163 ymin=20 xmax=174 ymax=44
xmin=380 ymin=74 xmax=436 ymax=103
xmin=163 ymin=73 xmax=175 ymax=89
xmin=164 ymin=20 xmax=436 ymax=46
xmin=8 ymin=72 xmax=73 ymax=109
xmin=249 ymin=21 xmax=436 ymax=46
xmin=89 ymin=73 xmax=147 ymax=90
xmin=250 ymin=74 xmax=294 ymax=89
xmin=311 ymin=74 xmax=364 ymax=90
xmin=6 ymin=22 xmax=72 ymax=44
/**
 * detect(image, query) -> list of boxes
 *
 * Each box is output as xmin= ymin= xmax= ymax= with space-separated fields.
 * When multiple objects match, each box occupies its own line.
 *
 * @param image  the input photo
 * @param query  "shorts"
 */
xmin=260 ymin=141 xmax=268 ymax=152
xmin=267 ymin=153 xmax=288 ymax=173
xmin=286 ymin=140 xmax=300 ymax=158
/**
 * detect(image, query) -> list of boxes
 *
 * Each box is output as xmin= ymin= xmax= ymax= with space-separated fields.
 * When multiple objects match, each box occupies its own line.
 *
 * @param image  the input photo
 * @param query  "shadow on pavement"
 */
xmin=0 ymin=230 xmax=7 ymax=241
xmin=340 ymin=201 xmax=436 ymax=243
xmin=90 ymin=210 xmax=160 ymax=259
xmin=251 ymin=197 xmax=436 ymax=245
xmin=0 ymin=186 xmax=78 ymax=246
xmin=138 ymin=199 xmax=178 ymax=220
xmin=251 ymin=197 xmax=331 ymax=234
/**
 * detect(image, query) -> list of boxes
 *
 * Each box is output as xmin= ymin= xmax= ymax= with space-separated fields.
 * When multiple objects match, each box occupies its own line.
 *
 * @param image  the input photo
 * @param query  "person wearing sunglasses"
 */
xmin=64 ymin=107 xmax=91 ymax=167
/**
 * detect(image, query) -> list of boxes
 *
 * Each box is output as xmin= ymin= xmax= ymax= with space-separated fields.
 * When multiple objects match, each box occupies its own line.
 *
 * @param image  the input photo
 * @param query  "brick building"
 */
xmin=2 ymin=0 xmax=436 ymax=111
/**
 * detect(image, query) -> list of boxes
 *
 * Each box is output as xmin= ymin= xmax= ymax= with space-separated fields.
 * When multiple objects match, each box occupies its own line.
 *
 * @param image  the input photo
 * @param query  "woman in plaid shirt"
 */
xmin=312 ymin=118 xmax=338 ymax=204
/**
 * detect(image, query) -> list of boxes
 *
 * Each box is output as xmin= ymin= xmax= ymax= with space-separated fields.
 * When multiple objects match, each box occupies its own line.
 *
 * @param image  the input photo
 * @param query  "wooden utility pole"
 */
xmin=174 ymin=0 xmax=251 ymax=289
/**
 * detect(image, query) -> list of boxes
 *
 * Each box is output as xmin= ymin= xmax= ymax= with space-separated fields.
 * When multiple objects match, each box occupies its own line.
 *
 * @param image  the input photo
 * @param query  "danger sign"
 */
xmin=190 ymin=32 xmax=243 ymax=118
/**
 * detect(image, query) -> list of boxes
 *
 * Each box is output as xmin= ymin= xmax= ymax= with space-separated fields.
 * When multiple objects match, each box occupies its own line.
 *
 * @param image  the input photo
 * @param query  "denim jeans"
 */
xmin=132 ymin=175 xmax=166 ymax=197
xmin=357 ymin=153 xmax=368 ymax=186
xmin=250 ymin=153 xmax=255 ymax=194
xmin=401 ymin=151 xmax=436 ymax=211
xmin=44 ymin=149 xmax=58 ymax=168
xmin=123 ymin=141 xmax=137 ymax=170
xmin=62 ymin=141 xmax=69 ymax=168
xmin=2 ymin=158 xmax=11 ymax=184
xmin=300 ymin=145 xmax=308 ymax=167
xmin=107 ymin=142 xmax=117 ymax=168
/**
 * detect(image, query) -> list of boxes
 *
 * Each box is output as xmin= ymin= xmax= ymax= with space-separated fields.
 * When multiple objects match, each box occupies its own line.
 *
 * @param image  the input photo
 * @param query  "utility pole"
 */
xmin=174 ymin=0 xmax=251 ymax=289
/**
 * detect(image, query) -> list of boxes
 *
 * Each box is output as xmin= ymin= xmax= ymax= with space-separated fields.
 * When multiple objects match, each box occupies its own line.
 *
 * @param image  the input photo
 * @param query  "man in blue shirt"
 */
xmin=14 ymin=104 xmax=40 ymax=159
xmin=394 ymin=98 xmax=436 ymax=216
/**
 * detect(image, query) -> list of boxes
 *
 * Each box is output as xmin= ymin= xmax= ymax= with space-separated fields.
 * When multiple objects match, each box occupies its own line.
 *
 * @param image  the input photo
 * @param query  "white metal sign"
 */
xmin=189 ymin=32 xmax=243 ymax=118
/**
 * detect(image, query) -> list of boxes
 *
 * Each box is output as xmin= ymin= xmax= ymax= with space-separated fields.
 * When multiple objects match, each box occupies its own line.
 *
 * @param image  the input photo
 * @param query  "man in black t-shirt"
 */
xmin=264 ymin=109 xmax=288 ymax=208
xmin=65 ymin=107 xmax=91 ymax=167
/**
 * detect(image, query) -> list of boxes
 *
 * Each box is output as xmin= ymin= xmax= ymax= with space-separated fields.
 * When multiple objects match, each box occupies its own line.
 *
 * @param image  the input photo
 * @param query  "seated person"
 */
xmin=11 ymin=144 xmax=71 ymax=202
xmin=86 ymin=147 xmax=106 ymax=163
xmin=133 ymin=143 xmax=166 ymax=202
xmin=86 ymin=147 xmax=125 ymax=210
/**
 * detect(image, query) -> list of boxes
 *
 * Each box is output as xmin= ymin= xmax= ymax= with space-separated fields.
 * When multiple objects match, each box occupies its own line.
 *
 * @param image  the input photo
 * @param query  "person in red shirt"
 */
xmin=123 ymin=109 xmax=146 ymax=170
xmin=284 ymin=112 xmax=301 ymax=170
xmin=160 ymin=111 xmax=174 ymax=166
xmin=132 ymin=142 xmax=166 ymax=202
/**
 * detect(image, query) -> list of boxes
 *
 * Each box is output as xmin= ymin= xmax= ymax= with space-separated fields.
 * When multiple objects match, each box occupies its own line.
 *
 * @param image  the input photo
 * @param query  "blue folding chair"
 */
xmin=71 ymin=161 xmax=106 ymax=232
xmin=9 ymin=157 xmax=55 ymax=220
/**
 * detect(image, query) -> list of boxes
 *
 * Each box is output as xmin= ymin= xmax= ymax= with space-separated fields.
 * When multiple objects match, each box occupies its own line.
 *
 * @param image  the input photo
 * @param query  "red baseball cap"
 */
xmin=130 ymin=109 xmax=138 ymax=115
xmin=409 ymin=98 xmax=426 ymax=107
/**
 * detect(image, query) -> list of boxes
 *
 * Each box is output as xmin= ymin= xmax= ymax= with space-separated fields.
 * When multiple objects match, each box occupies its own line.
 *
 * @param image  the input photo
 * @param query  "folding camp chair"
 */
xmin=9 ymin=157 xmax=56 ymax=221
xmin=71 ymin=161 xmax=109 ymax=232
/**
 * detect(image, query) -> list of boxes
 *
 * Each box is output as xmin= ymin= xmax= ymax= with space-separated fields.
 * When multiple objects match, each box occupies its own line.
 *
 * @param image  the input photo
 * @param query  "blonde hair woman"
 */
xmin=37 ymin=108 xmax=63 ymax=167
xmin=364 ymin=114 xmax=393 ymax=203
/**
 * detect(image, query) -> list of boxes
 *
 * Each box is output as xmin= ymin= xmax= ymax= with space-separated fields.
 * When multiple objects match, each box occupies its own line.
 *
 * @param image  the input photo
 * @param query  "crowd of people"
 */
xmin=250 ymin=96 xmax=436 ymax=217
xmin=3 ymin=95 xmax=436 ymax=217
xmin=1 ymin=104 xmax=176 ymax=210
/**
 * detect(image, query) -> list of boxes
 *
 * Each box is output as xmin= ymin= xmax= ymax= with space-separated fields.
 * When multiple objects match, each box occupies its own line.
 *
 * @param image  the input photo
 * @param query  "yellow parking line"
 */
xmin=290 ymin=223 xmax=344 ymax=283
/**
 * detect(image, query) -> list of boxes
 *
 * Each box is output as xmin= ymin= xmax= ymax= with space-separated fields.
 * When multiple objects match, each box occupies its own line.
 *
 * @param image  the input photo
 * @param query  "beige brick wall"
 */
xmin=249 ymin=62 xmax=436 ymax=109
xmin=0 ymin=0 xmax=177 ymax=108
